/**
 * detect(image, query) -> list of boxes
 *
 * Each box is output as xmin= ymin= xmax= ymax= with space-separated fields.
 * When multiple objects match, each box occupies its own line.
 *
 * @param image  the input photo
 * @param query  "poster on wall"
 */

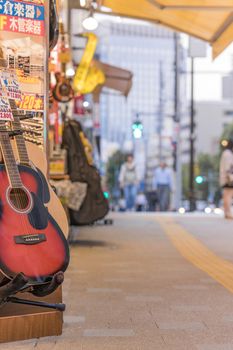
xmin=0 ymin=0 xmax=46 ymax=132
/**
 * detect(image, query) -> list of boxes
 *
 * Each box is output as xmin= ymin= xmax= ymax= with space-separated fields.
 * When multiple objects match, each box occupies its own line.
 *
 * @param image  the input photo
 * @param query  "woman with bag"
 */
xmin=220 ymin=138 xmax=233 ymax=219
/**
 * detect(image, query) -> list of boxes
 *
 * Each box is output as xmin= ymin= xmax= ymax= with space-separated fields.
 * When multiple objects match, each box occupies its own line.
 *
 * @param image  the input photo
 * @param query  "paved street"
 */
xmin=3 ymin=212 xmax=233 ymax=349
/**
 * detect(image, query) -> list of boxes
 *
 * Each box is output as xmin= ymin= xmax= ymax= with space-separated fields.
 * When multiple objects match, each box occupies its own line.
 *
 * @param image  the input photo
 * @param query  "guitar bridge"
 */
xmin=14 ymin=234 xmax=46 ymax=245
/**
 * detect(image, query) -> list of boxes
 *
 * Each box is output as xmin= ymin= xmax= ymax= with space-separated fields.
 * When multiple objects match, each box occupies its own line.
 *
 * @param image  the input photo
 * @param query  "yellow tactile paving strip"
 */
xmin=157 ymin=217 xmax=233 ymax=294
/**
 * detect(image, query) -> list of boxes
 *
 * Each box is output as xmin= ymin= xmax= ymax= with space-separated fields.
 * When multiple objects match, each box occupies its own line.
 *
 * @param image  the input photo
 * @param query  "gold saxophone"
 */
xmin=73 ymin=33 xmax=105 ymax=95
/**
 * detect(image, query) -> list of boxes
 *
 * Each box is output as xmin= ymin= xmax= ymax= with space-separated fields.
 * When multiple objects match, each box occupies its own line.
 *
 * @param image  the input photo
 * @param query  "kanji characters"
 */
xmin=0 ymin=1 xmax=44 ymax=36
xmin=3 ymin=1 xmax=13 ymax=15
xmin=9 ymin=16 xmax=17 ymax=31
xmin=25 ymin=4 xmax=35 ymax=19
xmin=25 ymin=19 xmax=34 ymax=33
xmin=33 ymin=20 xmax=41 ymax=35
xmin=18 ymin=17 xmax=25 ymax=32
xmin=14 ymin=2 xmax=25 ymax=17
xmin=7 ymin=16 xmax=43 ymax=35
xmin=34 ymin=98 xmax=42 ymax=110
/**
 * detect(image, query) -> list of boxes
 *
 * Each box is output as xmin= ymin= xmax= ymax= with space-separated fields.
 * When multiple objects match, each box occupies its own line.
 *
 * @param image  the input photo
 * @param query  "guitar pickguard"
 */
xmin=28 ymin=192 xmax=49 ymax=230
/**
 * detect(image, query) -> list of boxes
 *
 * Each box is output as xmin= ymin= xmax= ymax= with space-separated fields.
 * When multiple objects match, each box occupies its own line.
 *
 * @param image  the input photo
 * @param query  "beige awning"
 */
xmin=97 ymin=0 xmax=233 ymax=58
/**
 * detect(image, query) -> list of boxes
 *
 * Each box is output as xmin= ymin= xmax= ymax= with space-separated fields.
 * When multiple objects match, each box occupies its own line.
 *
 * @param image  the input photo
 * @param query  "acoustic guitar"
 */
xmin=0 ymin=122 xmax=70 ymax=282
xmin=53 ymin=22 xmax=74 ymax=103
xmin=9 ymin=101 xmax=69 ymax=239
xmin=0 ymin=48 xmax=69 ymax=238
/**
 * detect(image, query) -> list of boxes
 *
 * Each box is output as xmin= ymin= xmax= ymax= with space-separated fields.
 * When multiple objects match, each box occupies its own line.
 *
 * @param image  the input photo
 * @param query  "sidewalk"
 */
xmin=3 ymin=212 xmax=233 ymax=350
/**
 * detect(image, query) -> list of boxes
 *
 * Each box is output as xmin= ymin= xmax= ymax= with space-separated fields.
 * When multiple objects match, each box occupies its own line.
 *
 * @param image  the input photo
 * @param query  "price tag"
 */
xmin=0 ymin=70 xmax=22 ymax=101
xmin=0 ymin=97 xmax=13 ymax=121
xmin=18 ymin=94 xmax=43 ymax=111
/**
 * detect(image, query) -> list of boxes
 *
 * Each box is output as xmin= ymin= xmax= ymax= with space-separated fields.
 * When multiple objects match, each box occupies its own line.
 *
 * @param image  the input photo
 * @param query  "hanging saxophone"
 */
xmin=73 ymin=33 xmax=105 ymax=95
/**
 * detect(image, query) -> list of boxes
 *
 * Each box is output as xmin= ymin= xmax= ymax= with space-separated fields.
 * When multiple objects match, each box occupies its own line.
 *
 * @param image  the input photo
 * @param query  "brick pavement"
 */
xmin=2 ymin=213 xmax=233 ymax=350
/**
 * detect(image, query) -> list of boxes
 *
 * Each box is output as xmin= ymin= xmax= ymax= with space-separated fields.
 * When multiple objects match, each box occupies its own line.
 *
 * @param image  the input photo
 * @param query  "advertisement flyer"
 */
xmin=0 ymin=0 xmax=46 ymax=123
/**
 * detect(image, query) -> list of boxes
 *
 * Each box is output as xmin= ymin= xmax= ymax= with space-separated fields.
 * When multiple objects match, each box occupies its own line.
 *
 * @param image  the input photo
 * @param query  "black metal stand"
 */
xmin=6 ymin=296 xmax=65 ymax=312
xmin=0 ymin=272 xmax=65 ymax=312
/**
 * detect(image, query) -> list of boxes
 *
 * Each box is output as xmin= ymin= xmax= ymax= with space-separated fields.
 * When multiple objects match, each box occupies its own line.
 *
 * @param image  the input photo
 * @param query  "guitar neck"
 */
xmin=9 ymin=99 xmax=30 ymax=166
xmin=61 ymin=62 xmax=66 ymax=75
xmin=0 ymin=124 xmax=23 ymax=188
xmin=0 ymin=52 xmax=30 ymax=166
xmin=0 ymin=50 xmax=27 ymax=185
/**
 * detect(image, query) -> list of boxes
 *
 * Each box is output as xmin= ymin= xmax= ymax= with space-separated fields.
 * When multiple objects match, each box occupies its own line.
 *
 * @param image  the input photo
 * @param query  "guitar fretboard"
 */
xmin=9 ymin=99 xmax=30 ymax=166
xmin=0 ymin=124 xmax=23 ymax=188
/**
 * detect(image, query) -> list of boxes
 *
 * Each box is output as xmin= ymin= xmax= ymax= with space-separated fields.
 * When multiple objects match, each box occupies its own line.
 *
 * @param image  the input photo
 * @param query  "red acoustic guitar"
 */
xmin=0 ymin=123 xmax=69 ymax=282
xmin=9 ymin=99 xmax=69 ymax=239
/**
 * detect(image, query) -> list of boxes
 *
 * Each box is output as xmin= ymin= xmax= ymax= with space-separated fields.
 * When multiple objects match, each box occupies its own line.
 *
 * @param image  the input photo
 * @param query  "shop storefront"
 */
xmin=0 ymin=0 xmax=233 ymax=344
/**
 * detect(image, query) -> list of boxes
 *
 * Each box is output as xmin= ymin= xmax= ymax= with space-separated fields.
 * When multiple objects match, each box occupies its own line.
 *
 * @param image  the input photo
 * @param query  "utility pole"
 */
xmin=189 ymin=57 xmax=196 ymax=212
xmin=173 ymin=33 xmax=182 ymax=210
xmin=158 ymin=61 xmax=164 ymax=162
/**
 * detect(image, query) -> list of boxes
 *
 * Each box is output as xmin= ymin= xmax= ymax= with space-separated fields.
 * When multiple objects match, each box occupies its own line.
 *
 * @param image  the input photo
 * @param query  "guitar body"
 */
xmin=0 ymin=132 xmax=69 ymax=238
xmin=0 ymin=164 xmax=69 ymax=281
xmin=23 ymin=141 xmax=69 ymax=238
xmin=53 ymin=73 xmax=74 ymax=103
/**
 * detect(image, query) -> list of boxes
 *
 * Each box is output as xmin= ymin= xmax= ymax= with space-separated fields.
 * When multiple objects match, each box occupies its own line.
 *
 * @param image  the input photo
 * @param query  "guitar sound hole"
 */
xmin=59 ymin=84 xmax=70 ymax=96
xmin=8 ymin=188 xmax=30 ymax=211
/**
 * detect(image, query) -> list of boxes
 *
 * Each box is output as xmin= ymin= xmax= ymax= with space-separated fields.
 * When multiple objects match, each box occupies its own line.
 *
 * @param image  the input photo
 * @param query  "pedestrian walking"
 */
xmin=153 ymin=162 xmax=173 ymax=212
xmin=219 ymin=139 xmax=233 ymax=219
xmin=119 ymin=154 xmax=138 ymax=210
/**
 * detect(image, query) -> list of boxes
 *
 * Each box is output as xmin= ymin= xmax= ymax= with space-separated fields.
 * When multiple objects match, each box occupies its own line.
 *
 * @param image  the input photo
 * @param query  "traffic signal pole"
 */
xmin=189 ymin=57 xmax=196 ymax=212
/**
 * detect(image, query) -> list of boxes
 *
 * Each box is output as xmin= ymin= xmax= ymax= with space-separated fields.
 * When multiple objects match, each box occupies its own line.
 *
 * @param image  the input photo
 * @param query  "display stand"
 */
xmin=0 ymin=285 xmax=63 ymax=343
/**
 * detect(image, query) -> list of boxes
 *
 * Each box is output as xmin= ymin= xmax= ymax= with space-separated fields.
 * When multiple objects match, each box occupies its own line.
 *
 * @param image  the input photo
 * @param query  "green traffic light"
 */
xmin=132 ymin=121 xmax=143 ymax=138
xmin=195 ymin=176 xmax=204 ymax=184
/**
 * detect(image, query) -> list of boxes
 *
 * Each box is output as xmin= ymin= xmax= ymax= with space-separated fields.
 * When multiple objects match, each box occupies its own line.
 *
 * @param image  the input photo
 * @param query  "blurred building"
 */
xmin=181 ymin=100 xmax=233 ymax=162
xmin=96 ymin=19 xmax=186 ymax=187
